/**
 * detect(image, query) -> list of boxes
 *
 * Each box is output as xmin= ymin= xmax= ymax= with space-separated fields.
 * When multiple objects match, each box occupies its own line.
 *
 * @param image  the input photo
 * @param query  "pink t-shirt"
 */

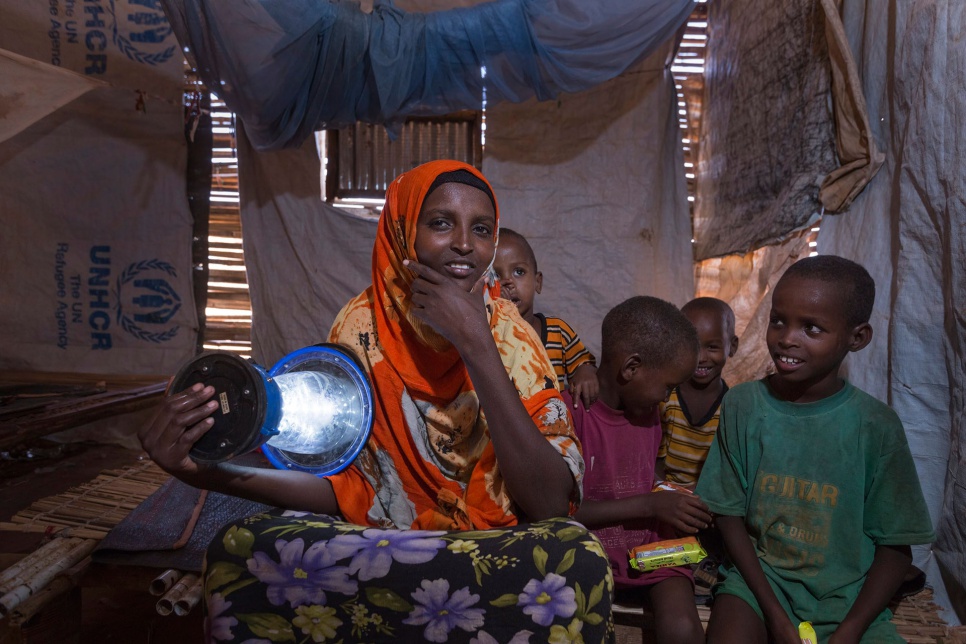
xmin=566 ymin=393 xmax=690 ymax=587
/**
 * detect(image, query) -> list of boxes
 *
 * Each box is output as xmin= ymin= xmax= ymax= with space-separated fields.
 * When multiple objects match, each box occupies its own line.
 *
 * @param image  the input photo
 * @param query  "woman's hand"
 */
xmin=138 ymin=383 xmax=218 ymax=479
xmin=405 ymin=259 xmax=490 ymax=348
xmin=644 ymin=491 xmax=712 ymax=535
xmin=569 ymin=363 xmax=599 ymax=409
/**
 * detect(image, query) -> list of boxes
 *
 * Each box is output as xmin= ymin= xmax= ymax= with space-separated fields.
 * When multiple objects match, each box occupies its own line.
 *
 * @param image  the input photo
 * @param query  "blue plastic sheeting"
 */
xmin=161 ymin=0 xmax=695 ymax=150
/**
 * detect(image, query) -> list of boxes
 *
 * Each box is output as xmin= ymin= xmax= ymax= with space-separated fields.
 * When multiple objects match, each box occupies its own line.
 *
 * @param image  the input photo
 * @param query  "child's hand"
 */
xmin=763 ymin=613 xmax=801 ymax=644
xmin=570 ymin=363 xmax=599 ymax=409
xmin=138 ymin=383 xmax=218 ymax=478
xmin=828 ymin=630 xmax=861 ymax=644
xmin=646 ymin=491 xmax=712 ymax=535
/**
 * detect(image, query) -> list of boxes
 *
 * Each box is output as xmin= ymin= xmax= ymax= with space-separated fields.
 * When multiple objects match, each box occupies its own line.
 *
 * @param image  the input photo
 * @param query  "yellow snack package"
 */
xmin=628 ymin=537 xmax=707 ymax=572
xmin=798 ymin=621 xmax=817 ymax=644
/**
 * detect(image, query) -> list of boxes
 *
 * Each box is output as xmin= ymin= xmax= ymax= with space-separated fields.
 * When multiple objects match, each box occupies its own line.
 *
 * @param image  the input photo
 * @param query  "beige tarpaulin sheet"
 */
xmin=0 ymin=0 xmax=196 ymax=375
xmin=692 ymin=0 xmax=836 ymax=260
xmin=0 ymin=48 xmax=104 ymax=145
xmin=817 ymin=0 xmax=884 ymax=212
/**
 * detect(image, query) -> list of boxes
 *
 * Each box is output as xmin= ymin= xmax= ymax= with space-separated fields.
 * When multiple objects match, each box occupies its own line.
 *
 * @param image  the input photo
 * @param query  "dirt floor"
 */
xmin=0 ymin=439 xmax=204 ymax=644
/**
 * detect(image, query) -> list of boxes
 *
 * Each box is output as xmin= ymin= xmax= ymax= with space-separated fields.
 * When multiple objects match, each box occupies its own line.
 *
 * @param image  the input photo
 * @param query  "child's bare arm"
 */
xmin=716 ymin=515 xmax=800 ymax=644
xmin=574 ymin=491 xmax=710 ymax=535
xmin=569 ymin=363 xmax=599 ymax=410
xmin=654 ymin=457 xmax=666 ymax=482
xmin=829 ymin=544 xmax=911 ymax=644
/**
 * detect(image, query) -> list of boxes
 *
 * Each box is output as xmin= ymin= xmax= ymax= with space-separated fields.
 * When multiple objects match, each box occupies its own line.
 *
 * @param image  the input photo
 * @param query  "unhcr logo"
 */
xmin=114 ymin=258 xmax=182 ymax=344
xmin=106 ymin=0 xmax=175 ymax=66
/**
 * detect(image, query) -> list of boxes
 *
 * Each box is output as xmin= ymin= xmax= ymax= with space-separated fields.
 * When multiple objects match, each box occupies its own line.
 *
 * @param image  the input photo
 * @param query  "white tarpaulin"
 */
xmin=694 ymin=0 xmax=965 ymax=623
xmin=0 ymin=0 xmax=197 ymax=375
xmin=236 ymin=125 xmax=376 ymax=367
xmin=819 ymin=0 xmax=966 ymax=623
xmin=483 ymin=41 xmax=694 ymax=358
xmin=238 ymin=40 xmax=692 ymax=368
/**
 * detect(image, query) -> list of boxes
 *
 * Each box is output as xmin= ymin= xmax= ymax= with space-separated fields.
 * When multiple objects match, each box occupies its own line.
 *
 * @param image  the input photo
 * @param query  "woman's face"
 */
xmin=413 ymin=182 xmax=496 ymax=292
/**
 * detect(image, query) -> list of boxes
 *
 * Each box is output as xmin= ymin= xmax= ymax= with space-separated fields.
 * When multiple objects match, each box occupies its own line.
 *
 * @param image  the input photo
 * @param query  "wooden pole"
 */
xmin=0 ymin=382 xmax=166 ymax=452
xmin=6 ymin=556 xmax=90 ymax=627
xmin=0 ymin=537 xmax=82 ymax=594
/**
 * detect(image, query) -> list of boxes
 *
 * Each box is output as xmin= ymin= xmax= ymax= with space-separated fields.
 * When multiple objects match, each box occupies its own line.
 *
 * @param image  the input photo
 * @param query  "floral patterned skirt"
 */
xmin=203 ymin=510 xmax=615 ymax=644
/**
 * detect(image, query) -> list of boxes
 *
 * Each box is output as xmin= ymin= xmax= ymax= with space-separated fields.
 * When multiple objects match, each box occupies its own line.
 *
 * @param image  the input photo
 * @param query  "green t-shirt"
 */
xmin=695 ymin=379 xmax=935 ymax=640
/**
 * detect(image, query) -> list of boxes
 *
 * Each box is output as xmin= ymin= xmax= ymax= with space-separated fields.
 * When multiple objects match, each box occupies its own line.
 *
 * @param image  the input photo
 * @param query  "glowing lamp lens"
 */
xmin=262 ymin=345 xmax=373 ymax=476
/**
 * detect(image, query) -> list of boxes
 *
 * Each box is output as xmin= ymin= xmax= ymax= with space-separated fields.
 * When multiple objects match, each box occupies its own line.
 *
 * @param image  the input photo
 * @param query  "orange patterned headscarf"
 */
xmin=326 ymin=160 xmax=583 ymax=530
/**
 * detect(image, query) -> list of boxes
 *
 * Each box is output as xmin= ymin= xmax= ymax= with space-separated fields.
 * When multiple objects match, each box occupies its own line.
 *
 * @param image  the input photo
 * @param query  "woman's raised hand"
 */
xmin=138 ymin=382 xmax=218 ymax=479
xmin=405 ymin=259 xmax=490 ymax=347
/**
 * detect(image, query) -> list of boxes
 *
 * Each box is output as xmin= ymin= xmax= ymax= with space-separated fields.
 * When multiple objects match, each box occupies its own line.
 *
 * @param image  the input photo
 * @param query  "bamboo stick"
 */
xmin=6 ymin=557 xmax=90 ymax=627
xmin=0 ymin=539 xmax=97 ymax=617
xmin=4 ymin=576 xmax=74 ymax=626
xmin=150 ymin=569 xmax=183 ymax=597
xmin=173 ymin=577 xmax=204 ymax=616
xmin=157 ymin=573 xmax=198 ymax=616
xmin=0 ymin=524 xmax=110 ymax=540
xmin=0 ymin=537 xmax=82 ymax=593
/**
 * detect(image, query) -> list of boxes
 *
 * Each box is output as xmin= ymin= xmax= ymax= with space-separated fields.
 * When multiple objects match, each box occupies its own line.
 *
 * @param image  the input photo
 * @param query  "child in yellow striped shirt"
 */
xmin=658 ymin=297 xmax=739 ymax=488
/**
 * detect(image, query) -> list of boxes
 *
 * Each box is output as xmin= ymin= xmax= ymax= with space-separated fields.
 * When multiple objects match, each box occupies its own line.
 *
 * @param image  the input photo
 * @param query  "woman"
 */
xmin=141 ymin=160 xmax=614 ymax=642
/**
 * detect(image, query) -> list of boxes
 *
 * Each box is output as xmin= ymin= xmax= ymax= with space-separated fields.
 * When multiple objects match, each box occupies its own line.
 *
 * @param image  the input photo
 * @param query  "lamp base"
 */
xmin=169 ymin=352 xmax=279 ymax=465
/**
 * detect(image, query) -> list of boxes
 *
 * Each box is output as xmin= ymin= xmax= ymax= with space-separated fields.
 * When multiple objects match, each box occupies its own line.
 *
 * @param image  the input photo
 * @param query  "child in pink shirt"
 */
xmin=571 ymin=296 xmax=712 ymax=644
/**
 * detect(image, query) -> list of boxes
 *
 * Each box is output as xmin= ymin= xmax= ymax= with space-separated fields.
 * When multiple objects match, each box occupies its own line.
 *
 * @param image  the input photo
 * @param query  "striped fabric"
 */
xmin=536 ymin=313 xmax=597 ymax=389
xmin=658 ymin=384 xmax=728 ymax=487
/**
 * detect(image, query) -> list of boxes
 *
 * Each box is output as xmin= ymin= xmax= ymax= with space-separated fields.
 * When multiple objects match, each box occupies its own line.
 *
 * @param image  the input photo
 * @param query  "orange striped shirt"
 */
xmin=535 ymin=314 xmax=596 ymax=390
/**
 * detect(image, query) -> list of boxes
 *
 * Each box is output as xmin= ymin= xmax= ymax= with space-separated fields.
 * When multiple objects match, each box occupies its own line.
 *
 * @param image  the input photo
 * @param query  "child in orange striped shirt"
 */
xmin=493 ymin=228 xmax=599 ymax=409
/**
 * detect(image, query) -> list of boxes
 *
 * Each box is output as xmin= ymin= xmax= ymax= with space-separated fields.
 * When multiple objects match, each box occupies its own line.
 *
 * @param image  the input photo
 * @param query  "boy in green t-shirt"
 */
xmin=696 ymin=256 xmax=935 ymax=643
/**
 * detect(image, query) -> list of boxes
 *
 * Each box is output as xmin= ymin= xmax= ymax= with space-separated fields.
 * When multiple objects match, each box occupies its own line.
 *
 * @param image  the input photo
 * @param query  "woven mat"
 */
xmin=93 ymin=477 xmax=269 ymax=572
xmin=0 ymin=460 xmax=169 ymax=539
xmin=92 ymin=452 xmax=271 ymax=572
xmin=0 ymin=458 xmax=270 ymax=573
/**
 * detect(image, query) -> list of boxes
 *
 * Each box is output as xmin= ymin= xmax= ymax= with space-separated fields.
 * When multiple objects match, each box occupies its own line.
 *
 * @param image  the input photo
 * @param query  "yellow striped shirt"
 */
xmin=658 ymin=384 xmax=728 ymax=486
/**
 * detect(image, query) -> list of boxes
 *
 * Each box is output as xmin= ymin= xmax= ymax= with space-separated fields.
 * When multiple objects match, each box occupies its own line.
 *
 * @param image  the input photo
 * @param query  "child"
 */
xmin=493 ymin=228 xmax=599 ymax=408
xmin=696 ymin=256 xmax=935 ymax=643
xmin=570 ymin=295 xmax=712 ymax=644
xmin=658 ymin=297 xmax=739 ymax=489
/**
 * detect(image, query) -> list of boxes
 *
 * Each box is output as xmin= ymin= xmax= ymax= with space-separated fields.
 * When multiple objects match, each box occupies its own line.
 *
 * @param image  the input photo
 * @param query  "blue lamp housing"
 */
xmin=262 ymin=344 xmax=374 ymax=476
xmin=171 ymin=343 xmax=373 ymax=477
